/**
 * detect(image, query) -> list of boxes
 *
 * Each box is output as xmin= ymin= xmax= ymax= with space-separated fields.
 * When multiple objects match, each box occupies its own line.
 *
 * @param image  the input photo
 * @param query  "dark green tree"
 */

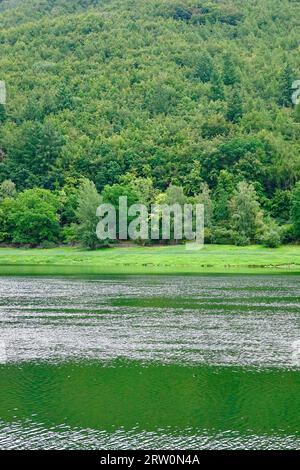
xmin=291 ymin=182 xmax=300 ymax=239
xmin=294 ymin=104 xmax=300 ymax=122
xmin=223 ymin=54 xmax=238 ymax=86
xmin=270 ymin=189 xmax=292 ymax=223
xmin=226 ymin=87 xmax=243 ymax=123
xmin=278 ymin=65 xmax=294 ymax=107
xmin=210 ymin=71 xmax=225 ymax=101
xmin=172 ymin=5 xmax=193 ymax=21
xmin=0 ymin=104 xmax=6 ymax=123
xmin=213 ymin=170 xmax=235 ymax=223
xmin=195 ymin=52 xmax=214 ymax=83
xmin=2 ymin=121 xmax=65 ymax=189
xmin=4 ymin=188 xmax=60 ymax=246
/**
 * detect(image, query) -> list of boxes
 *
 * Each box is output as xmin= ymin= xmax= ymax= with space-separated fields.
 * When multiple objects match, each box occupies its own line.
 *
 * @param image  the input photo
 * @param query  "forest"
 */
xmin=0 ymin=0 xmax=299 ymax=248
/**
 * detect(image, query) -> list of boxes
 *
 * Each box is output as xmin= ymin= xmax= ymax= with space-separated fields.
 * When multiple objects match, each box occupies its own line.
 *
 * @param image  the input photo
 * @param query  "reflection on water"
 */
xmin=0 ymin=275 xmax=300 ymax=449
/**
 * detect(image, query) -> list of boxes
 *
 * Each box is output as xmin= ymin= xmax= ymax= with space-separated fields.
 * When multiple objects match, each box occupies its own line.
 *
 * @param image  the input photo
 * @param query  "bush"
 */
xmin=211 ymin=227 xmax=237 ymax=244
xmin=280 ymin=224 xmax=296 ymax=244
xmin=262 ymin=229 xmax=282 ymax=248
xmin=233 ymin=233 xmax=251 ymax=246
xmin=62 ymin=224 xmax=78 ymax=245
xmin=204 ymin=227 xmax=212 ymax=244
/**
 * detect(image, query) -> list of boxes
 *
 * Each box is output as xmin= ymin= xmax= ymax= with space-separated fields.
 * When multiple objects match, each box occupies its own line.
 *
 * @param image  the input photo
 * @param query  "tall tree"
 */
xmin=194 ymin=183 xmax=213 ymax=228
xmin=195 ymin=52 xmax=214 ymax=83
xmin=229 ymin=181 xmax=264 ymax=241
xmin=76 ymin=179 xmax=102 ymax=249
xmin=210 ymin=71 xmax=225 ymax=101
xmin=226 ymin=87 xmax=244 ymax=123
xmin=185 ymin=160 xmax=203 ymax=196
xmin=294 ymin=104 xmax=300 ymax=123
xmin=223 ymin=54 xmax=238 ymax=86
xmin=278 ymin=65 xmax=294 ymax=107
xmin=165 ymin=184 xmax=187 ymax=206
xmin=214 ymin=170 xmax=235 ymax=223
xmin=291 ymin=182 xmax=300 ymax=239
xmin=0 ymin=104 xmax=6 ymax=123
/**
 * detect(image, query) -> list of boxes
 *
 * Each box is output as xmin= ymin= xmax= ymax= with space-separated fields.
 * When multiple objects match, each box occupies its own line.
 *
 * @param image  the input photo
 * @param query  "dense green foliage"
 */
xmin=229 ymin=181 xmax=264 ymax=245
xmin=291 ymin=182 xmax=300 ymax=238
xmin=0 ymin=0 xmax=299 ymax=246
xmin=0 ymin=188 xmax=60 ymax=245
xmin=75 ymin=178 xmax=102 ymax=248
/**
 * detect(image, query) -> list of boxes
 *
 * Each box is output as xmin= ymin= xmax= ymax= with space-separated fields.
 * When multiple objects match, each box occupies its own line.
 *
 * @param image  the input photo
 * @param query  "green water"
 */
xmin=0 ymin=275 xmax=299 ymax=449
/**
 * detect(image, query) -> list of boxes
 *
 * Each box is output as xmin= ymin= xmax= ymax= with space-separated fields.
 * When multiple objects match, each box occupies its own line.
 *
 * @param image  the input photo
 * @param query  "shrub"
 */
xmin=204 ymin=227 xmax=212 ymax=244
xmin=280 ymin=224 xmax=296 ymax=244
xmin=262 ymin=229 xmax=282 ymax=248
xmin=233 ymin=233 xmax=251 ymax=246
xmin=62 ymin=224 xmax=78 ymax=245
xmin=211 ymin=227 xmax=237 ymax=244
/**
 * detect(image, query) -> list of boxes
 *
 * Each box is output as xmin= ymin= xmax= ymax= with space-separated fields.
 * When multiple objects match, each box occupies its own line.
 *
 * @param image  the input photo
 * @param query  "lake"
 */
xmin=0 ymin=275 xmax=299 ymax=449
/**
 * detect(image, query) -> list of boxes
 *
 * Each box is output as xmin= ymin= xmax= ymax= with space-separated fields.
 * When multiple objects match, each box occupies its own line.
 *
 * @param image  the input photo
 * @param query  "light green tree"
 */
xmin=229 ymin=181 xmax=264 ymax=242
xmin=120 ymin=173 xmax=156 ymax=207
xmin=76 ymin=179 xmax=102 ymax=249
xmin=194 ymin=183 xmax=213 ymax=228
xmin=0 ymin=180 xmax=16 ymax=200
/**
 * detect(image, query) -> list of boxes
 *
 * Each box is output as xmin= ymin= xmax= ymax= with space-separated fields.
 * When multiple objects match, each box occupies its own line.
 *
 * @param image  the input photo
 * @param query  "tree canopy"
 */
xmin=0 ymin=0 xmax=299 ymax=246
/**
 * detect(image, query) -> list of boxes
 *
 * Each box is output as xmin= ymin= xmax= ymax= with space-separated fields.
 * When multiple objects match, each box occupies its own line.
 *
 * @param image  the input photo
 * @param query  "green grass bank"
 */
xmin=0 ymin=244 xmax=299 ymax=275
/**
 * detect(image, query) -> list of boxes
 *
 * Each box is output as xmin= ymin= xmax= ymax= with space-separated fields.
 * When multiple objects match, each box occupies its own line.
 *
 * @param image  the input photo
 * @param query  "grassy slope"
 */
xmin=0 ymin=245 xmax=299 ymax=274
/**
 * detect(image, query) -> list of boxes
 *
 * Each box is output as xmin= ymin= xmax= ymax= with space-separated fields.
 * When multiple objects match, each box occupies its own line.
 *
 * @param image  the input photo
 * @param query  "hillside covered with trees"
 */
xmin=0 ymin=0 xmax=299 ymax=247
